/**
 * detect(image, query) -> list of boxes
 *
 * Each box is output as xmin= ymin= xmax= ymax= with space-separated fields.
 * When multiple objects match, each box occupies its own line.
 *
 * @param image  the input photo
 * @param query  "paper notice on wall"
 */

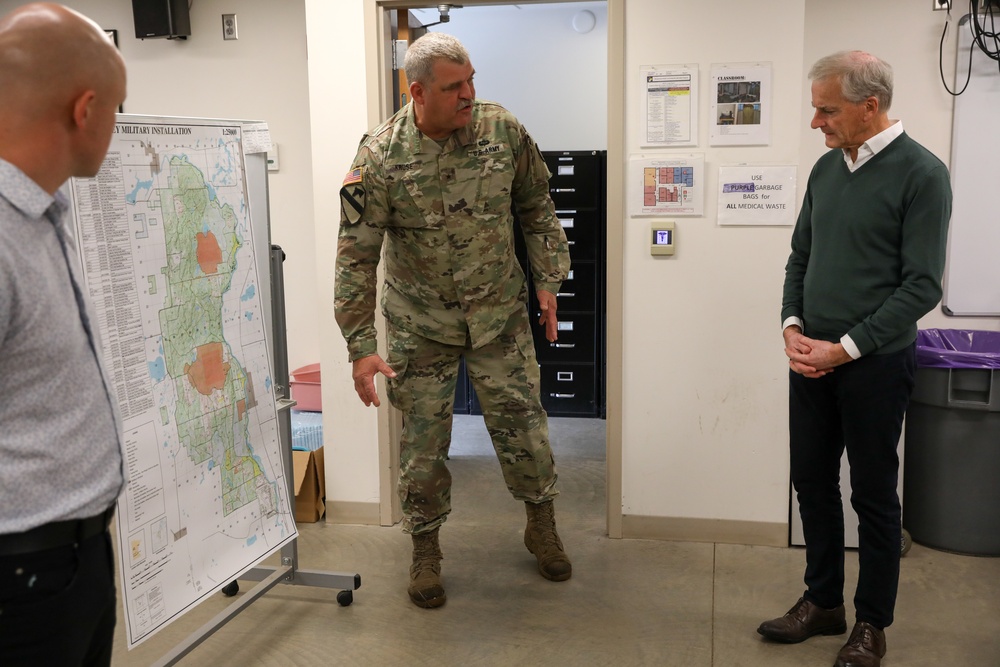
xmin=717 ymin=165 xmax=796 ymax=226
xmin=241 ymin=122 xmax=273 ymax=154
xmin=709 ymin=63 xmax=772 ymax=146
xmin=641 ymin=65 xmax=698 ymax=147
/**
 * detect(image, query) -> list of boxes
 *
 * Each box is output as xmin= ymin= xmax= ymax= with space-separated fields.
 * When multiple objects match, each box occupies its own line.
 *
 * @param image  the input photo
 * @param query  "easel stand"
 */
xmin=151 ymin=246 xmax=360 ymax=666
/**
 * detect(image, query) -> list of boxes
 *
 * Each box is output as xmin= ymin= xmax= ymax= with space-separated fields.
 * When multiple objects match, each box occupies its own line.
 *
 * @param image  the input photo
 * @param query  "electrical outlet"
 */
xmin=932 ymin=0 xmax=950 ymax=10
xmin=222 ymin=14 xmax=238 ymax=40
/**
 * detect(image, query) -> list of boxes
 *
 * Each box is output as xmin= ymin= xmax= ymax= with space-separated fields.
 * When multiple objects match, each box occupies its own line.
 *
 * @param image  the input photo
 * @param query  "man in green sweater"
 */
xmin=756 ymin=51 xmax=951 ymax=667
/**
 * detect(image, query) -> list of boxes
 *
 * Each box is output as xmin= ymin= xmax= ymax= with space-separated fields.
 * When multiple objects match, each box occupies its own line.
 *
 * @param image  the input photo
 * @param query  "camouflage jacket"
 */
xmin=334 ymin=100 xmax=570 ymax=361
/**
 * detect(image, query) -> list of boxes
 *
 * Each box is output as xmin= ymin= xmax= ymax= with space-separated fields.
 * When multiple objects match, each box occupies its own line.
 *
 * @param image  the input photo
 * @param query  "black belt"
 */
xmin=0 ymin=506 xmax=115 ymax=557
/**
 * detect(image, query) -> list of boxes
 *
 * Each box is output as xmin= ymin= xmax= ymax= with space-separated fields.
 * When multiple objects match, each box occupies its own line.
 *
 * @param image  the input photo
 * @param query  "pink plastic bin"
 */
xmin=290 ymin=363 xmax=322 ymax=411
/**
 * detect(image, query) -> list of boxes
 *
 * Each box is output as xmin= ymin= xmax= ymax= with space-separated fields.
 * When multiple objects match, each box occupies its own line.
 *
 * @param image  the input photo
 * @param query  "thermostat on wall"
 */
xmin=650 ymin=221 xmax=675 ymax=256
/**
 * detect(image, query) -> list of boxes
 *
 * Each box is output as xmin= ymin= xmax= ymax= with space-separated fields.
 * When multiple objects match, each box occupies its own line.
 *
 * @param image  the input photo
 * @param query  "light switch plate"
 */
xmin=266 ymin=144 xmax=279 ymax=172
xmin=222 ymin=14 xmax=238 ymax=40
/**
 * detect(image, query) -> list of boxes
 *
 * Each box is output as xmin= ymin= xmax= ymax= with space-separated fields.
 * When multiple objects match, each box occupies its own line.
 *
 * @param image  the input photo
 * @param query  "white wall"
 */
xmin=620 ymin=0 xmax=806 ymax=527
xmin=303 ymin=1 xmax=383 ymax=511
xmin=0 ymin=0 xmax=321 ymax=374
xmin=427 ymin=2 xmax=608 ymax=151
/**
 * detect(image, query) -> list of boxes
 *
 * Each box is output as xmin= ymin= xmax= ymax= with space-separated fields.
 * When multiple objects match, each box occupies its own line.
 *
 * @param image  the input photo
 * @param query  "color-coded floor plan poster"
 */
xmin=629 ymin=154 xmax=705 ymax=216
xmin=69 ymin=118 xmax=296 ymax=649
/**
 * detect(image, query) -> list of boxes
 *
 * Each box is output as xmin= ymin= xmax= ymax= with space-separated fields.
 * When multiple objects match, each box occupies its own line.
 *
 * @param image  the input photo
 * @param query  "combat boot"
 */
xmin=408 ymin=527 xmax=446 ymax=608
xmin=524 ymin=500 xmax=572 ymax=582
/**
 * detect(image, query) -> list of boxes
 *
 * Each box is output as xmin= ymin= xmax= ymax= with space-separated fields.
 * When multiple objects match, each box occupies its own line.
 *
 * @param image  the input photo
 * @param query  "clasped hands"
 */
xmin=783 ymin=326 xmax=852 ymax=379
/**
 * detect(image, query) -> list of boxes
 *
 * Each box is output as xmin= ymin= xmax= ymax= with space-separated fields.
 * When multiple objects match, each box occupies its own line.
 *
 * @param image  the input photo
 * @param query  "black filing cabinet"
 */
xmin=455 ymin=150 xmax=606 ymax=418
xmin=530 ymin=150 xmax=606 ymax=417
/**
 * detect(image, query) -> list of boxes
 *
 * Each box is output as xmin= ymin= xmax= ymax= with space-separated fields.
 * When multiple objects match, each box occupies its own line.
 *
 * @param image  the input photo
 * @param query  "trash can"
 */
xmin=903 ymin=329 xmax=1000 ymax=556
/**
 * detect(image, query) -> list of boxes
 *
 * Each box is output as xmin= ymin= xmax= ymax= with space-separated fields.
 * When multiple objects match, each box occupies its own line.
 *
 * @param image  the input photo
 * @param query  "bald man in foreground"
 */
xmin=0 ymin=4 xmax=128 ymax=665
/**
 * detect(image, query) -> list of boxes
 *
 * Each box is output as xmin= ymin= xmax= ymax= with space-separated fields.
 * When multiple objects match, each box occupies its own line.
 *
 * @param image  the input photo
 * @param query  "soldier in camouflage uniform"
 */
xmin=334 ymin=32 xmax=572 ymax=608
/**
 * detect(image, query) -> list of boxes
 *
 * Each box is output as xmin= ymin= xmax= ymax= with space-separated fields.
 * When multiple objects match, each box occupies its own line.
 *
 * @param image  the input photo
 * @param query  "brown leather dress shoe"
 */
xmin=835 ymin=621 xmax=886 ymax=667
xmin=757 ymin=597 xmax=847 ymax=643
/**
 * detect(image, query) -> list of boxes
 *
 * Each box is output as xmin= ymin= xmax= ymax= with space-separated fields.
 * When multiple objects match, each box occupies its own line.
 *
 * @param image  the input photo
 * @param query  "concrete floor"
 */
xmin=112 ymin=415 xmax=1000 ymax=666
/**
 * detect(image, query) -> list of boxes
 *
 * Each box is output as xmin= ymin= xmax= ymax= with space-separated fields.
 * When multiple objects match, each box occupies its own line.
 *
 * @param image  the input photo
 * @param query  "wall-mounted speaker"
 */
xmin=132 ymin=0 xmax=191 ymax=40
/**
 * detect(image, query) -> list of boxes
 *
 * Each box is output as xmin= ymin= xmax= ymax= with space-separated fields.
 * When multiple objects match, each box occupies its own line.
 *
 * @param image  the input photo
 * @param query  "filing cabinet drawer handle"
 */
xmin=554 ymin=188 xmax=576 ymax=193
xmin=557 ymin=292 xmax=576 ymax=298
xmin=553 ymin=343 xmax=576 ymax=349
xmin=551 ymin=393 xmax=576 ymax=399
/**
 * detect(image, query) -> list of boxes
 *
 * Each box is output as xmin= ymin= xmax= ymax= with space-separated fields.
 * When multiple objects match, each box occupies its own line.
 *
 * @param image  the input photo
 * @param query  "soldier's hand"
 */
xmin=537 ymin=289 xmax=559 ymax=343
xmin=351 ymin=354 xmax=396 ymax=407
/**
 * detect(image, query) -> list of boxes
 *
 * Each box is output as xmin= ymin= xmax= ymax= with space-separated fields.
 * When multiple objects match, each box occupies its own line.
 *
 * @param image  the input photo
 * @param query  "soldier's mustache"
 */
xmin=458 ymin=101 xmax=472 ymax=110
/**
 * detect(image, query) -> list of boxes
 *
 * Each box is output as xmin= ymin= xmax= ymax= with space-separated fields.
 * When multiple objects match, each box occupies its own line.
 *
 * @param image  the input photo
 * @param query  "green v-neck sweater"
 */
xmin=781 ymin=132 xmax=951 ymax=357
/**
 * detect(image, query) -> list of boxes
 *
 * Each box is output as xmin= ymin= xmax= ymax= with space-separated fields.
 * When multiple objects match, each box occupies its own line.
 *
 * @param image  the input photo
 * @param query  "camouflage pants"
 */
xmin=385 ymin=307 xmax=558 ymax=535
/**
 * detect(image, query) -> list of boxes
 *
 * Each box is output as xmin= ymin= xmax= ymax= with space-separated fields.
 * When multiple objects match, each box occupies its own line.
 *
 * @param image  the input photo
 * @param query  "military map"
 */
xmin=69 ymin=119 xmax=296 ymax=649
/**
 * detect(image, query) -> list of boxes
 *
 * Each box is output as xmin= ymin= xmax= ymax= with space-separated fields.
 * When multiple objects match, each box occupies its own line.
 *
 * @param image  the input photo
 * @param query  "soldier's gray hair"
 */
xmin=404 ymin=32 xmax=469 ymax=85
xmin=809 ymin=50 xmax=893 ymax=112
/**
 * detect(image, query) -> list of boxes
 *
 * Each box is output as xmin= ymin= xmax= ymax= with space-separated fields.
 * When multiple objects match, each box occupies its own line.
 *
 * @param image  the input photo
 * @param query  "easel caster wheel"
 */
xmin=337 ymin=590 xmax=353 ymax=606
xmin=901 ymin=529 xmax=912 ymax=557
xmin=222 ymin=581 xmax=239 ymax=597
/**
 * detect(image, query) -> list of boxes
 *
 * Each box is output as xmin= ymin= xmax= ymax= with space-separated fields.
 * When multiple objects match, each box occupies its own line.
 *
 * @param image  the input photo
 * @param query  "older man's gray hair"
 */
xmin=404 ymin=32 xmax=470 ymax=85
xmin=809 ymin=50 xmax=893 ymax=113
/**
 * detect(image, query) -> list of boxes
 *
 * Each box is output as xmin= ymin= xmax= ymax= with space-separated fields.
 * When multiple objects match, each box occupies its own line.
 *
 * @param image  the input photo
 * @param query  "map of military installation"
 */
xmin=69 ymin=120 xmax=297 ymax=649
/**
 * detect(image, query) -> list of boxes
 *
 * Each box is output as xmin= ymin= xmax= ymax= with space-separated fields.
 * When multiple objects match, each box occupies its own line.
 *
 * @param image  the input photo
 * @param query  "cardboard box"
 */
xmin=292 ymin=446 xmax=326 ymax=523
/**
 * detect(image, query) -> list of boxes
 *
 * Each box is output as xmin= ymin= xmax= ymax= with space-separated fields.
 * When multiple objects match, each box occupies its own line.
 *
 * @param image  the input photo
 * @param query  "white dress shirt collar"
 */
xmin=843 ymin=119 xmax=904 ymax=172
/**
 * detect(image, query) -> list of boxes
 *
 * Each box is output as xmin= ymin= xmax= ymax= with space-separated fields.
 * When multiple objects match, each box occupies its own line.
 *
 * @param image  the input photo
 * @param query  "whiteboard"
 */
xmin=943 ymin=16 xmax=1000 ymax=316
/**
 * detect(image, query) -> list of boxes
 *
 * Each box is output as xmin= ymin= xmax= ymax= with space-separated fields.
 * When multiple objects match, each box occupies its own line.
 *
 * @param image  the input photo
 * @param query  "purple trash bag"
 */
xmin=915 ymin=329 xmax=1000 ymax=369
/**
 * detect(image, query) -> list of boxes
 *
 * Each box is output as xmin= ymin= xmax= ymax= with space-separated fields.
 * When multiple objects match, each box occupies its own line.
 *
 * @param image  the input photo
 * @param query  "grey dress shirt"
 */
xmin=0 ymin=158 xmax=124 ymax=534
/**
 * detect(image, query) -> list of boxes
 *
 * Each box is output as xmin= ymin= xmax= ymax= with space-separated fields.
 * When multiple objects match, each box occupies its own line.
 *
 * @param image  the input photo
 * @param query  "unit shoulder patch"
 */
xmin=341 ymin=183 xmax=366 ymax=224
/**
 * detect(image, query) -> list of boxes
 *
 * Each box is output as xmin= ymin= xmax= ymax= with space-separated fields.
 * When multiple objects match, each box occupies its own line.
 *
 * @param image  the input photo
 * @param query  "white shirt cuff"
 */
xmin=782 ymin=316 xmax=803 ymax=331
xmin=840 ymin=333 xmax=861 ymax=360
